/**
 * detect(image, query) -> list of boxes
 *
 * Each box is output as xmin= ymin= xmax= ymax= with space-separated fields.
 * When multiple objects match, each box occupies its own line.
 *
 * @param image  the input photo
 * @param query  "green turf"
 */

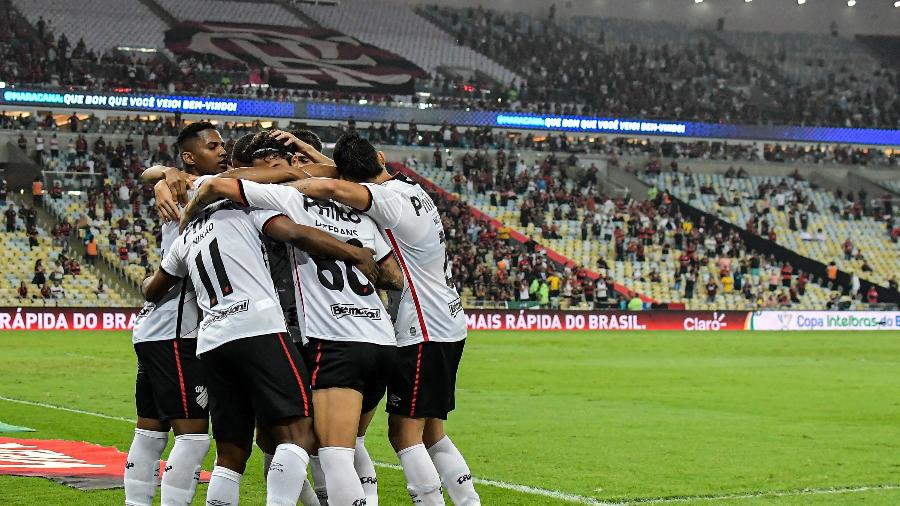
xmin=0 ymin=329 xmax=899 ymax=505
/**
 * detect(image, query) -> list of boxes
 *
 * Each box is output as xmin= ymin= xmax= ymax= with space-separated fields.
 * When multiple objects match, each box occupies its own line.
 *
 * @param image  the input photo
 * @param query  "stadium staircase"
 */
xmin=136 ymin=0 xmax=178 ymax=27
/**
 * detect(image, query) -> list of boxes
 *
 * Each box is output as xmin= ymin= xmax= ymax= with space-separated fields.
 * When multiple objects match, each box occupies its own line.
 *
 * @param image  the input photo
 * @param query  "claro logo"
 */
xmin=683 ymin=312 xmax=728 ymax=331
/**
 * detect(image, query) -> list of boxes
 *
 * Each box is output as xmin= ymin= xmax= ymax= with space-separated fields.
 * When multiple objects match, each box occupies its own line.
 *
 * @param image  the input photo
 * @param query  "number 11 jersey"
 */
xmin=160 ymin=201 xmax=288 ymax=355
xmin=238 ymin=180 xmax=396 ymax=346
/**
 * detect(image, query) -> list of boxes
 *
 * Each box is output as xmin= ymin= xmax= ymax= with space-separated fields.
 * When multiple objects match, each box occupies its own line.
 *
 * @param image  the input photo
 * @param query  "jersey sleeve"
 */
xmin=362 ymin=183 xmax=404 ymax=229
xmin=250 ymin=208 xmax=288 ymax=237
xmin=193 ymin=174 xmax=214 ymax=189
xmin=159 ymin=237 xmax=187 ymax=278
xmin=373 ymin=229 xmax=393 ymax=263
xmin=239 ymin=180 xmax=313 ymax=223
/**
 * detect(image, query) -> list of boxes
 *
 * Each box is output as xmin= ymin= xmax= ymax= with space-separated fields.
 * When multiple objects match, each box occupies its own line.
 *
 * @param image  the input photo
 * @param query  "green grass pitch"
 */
xmin=1 ymin=329 xmax=899 ymax=505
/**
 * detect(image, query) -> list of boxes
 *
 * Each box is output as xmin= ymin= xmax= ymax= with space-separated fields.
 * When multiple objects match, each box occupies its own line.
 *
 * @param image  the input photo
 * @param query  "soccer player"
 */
xmin=143 ymin=194 xmax=379 ymax=506
xmin=125 ymin=121 xmax=229 ymax=506
xmin=291 ymin=133 xmax=481 ymax=506
xmin=181 ymin=131 xmax=404 ymax=506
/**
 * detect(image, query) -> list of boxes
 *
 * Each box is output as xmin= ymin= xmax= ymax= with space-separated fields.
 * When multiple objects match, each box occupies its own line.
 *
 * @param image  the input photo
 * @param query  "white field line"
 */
xmin=2 ymin=395 xmax=898 ymax=505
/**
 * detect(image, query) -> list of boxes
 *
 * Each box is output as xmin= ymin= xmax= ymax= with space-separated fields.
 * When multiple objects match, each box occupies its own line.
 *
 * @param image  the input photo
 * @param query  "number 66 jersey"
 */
xmin=238 ymin=180 xmax=396 ymax=346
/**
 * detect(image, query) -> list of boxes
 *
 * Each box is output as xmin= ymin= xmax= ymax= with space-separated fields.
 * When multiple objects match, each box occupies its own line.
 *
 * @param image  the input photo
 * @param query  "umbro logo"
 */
xmin=388 ymin=394 xmax=401 ymax=405
xmin=195 ymin=385 xmax=209 ymax=409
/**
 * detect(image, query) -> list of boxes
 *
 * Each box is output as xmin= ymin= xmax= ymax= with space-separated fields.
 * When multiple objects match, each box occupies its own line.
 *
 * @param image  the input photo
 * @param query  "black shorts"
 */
xmin=387 ymin=340 xmax=465 ymax=420
xmin=200 ymin=333 xmax=312 ymax=442
xmin=308 ymin=338 xmax=396 ymax=414
xmin=134 ymin=338 xmax=208 ymax=421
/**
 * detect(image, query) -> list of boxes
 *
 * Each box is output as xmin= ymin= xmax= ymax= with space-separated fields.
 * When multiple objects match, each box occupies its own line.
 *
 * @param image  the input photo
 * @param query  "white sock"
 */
xmin=318 ymin=447 xmax=365 ymax=506
xmin=263 ymin=452 xmax=274 ymax=479
xmin=160 ymin=433 xmax=210 ymax=506
xmin=266 ymin=443 xmax=310 ymax=506
xmin=398 ymin=444 xmax=445 ymax=506
xmin=299 ymin=477 xmax=320 ymax=506
xmin=310 ymin=455 xmax=329 ymax=505
xmin=354 ymin=436 xmax=378 ymax=506
xmin=124 ymin=428 xmax=168 ymax=506
xmin=427 ymin=437 xmax=479 ymax=506
xmin=206 ymin=466 xmax=242 ymax=506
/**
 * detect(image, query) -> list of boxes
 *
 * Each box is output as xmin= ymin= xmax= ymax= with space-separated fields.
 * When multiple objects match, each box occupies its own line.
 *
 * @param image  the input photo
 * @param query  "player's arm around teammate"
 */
xmin=177 ymin=177 xmax=380 ymax=285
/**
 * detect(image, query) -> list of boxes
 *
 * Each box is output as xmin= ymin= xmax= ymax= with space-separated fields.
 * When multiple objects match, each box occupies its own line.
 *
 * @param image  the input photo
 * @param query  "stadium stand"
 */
xmin=11 ymin=0 xmax=167 ymax=51
xmin=298 ymin=0 xmax=519 ymax=85
xmin=155 ymin=0 xmax=306 ymax=27
xmin=0 ymin=193 xmax=133 ymax=307
xmin=1 ymin=110 xmax=895 ymax=311
xmin=403 ymin=144 xmax=857 ymax=310
xmin=639 ymin=169 xmax=900 ymax=295
xmin=2 ymin=0 xmax=897 ymax=129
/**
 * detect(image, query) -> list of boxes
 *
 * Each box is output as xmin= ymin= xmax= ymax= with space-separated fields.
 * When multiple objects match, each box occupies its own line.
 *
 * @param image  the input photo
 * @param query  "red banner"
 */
xmin=0 ymin=307 xmax=755 ymax=331
xmin=165 ymin=22 xmax=426 ymax=93
xmin=0 ymin=308 xmax=139 ymax=331
xmin=0 ymin=437 xmax=210 ymax=490
xmin=465 ymin=309 xmax=752 ymax=331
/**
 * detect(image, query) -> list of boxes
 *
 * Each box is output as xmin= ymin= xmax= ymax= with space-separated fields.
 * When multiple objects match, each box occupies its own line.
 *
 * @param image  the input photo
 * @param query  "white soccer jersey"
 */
xmin=132 ymin=175 xmax=213 ymax=344
xmin=239 ymin=180 xmax=395 ymax=346
xmin=160 ymin=201 xmax=288 ymax=355
xmin=361 ymin=175 xmax=466 ymax=346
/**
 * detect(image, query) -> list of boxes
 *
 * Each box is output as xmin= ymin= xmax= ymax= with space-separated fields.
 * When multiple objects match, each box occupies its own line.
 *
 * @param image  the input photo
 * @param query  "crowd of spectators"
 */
xmin=1 ymin=0 xmax=897 ymax=129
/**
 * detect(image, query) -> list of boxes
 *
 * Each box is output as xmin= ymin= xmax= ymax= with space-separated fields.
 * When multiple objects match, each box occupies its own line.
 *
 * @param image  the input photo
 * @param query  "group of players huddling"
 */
xmin=124 ymin=121 xmax=479 ymax=506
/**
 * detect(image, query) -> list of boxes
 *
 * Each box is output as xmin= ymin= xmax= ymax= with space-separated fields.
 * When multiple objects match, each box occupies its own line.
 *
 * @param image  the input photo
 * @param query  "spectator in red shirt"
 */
xmin=780 ymin=263 xmax=793 ymax=287
xmin=867 ymin=286 xmax=878 ymax=304
xmin=118 ymin=244 xmax=129 ymax=268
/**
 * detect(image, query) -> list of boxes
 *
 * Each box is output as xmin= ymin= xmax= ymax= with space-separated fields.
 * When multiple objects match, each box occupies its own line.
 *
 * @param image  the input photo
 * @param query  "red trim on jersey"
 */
xmin=410 ymin=343 xmax=423 ymax=417
xmin=261 ymin=214 xmax=287 ymax=237
xmin=352 ymin=186 xmax=373 ymax=213
xmin=312 ymin=342 xmax=322 ymax=388
xmin=277 ymin=333 xmax=309 ymax=415
xmin=385 ymin=229 xmax=429 ymax=341
xmin=172 ymin=340 xmax=189 ymax=419
xmin=236 ymin=179 xmax=249 ymax=206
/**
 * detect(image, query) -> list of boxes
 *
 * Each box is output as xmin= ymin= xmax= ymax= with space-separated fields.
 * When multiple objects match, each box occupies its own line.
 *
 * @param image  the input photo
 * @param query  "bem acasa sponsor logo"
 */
xmin=330 ymin=304 xmax=381 ymax=320
xmin=202 ymin=300 xmax=249 ymax=329
xmin=683 ymin=312 xmax=728 ymax=331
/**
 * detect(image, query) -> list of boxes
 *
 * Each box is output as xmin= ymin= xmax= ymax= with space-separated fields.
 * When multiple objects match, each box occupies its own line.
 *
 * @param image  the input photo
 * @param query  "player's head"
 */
xmin=245 ymin=130 xmax=302 ymax=173
xmin=231 ymin=133 xmax=256 ymax=168
xmin=332 ymin=131 xmax=386 ymax=183
xmin=289 ymin=129 xmax=322 ymax=165
xmin=176 ymin=121 xmax=227 ymax=176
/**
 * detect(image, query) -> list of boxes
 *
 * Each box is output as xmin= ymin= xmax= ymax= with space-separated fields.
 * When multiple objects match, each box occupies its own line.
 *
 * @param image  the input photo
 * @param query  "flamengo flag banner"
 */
xmin=165 ymin=22 xmax=426 ymax=93
xmin=0 ymin=438 xmax=210 ymax=490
